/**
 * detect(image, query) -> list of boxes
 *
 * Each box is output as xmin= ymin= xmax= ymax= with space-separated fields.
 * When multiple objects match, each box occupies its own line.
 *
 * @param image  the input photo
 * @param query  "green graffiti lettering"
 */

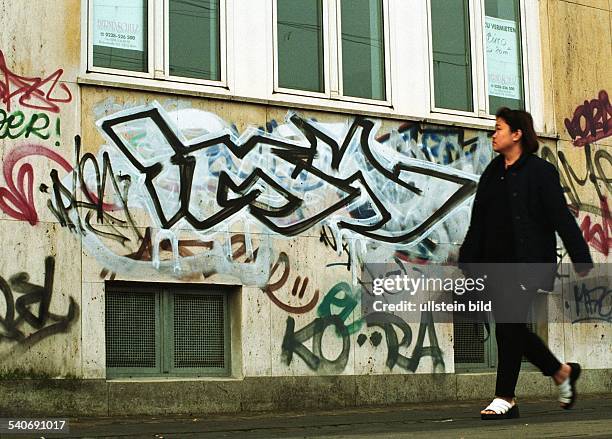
xmin=317 ymin=282 xmax=363 ymax=335
xmin=24 ymin=113 xmax=51 ymax=140
xmin=0 ymin=109 xmax=52 ymax=140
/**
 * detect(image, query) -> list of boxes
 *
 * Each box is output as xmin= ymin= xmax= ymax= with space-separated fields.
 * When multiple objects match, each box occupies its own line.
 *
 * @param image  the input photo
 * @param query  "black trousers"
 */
xmin=490 ymin=274 xmax=562 ymax=397
xmin=472 ymin=265 xmax=564 ymax=397
xmin=494 ymin=322 xmax=562 ymax=397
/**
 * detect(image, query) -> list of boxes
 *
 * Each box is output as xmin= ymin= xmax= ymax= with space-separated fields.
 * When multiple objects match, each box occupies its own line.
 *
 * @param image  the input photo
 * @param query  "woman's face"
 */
xmin=492 ymin=117 xmax=520 ymax=153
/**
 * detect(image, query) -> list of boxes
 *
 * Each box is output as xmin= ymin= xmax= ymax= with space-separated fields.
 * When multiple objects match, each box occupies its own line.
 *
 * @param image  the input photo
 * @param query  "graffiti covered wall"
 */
xmin=540 ymin=0 xmax=612 ymax=364
xmin=2 ymin=79 xmax=609 ymax=378
xmin=74 ymin=90 xmax=500 ymax=377
xmin=0 ymin=46 xmax=82 ymax=376
xmin=0 ymin=0 xmax=609 ymax=382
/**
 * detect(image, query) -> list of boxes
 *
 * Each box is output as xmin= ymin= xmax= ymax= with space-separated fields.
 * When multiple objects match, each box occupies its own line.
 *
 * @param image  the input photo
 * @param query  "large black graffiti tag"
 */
xmin=281 ymin=310 xmax=445 ymax=373
xmin=572 ymin=282 xmax=611 ymax=324
xmin=540 ymin=143 xmax=612 ymax=214
xmin=364 ymin=311 xmax=445 ymax=372
xmin=0 ymin=257 xmax=77 ymax=347
xmin=281 ymin=315 xmax=350 ymax=374
xmin=48 ymin=135 xmax=141 ymax=245
xmin=95 ymin=106 xmax=477 ymax=244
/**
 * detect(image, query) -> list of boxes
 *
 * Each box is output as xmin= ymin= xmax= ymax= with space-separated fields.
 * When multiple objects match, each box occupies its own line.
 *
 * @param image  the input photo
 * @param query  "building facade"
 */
xmin=0 ymin=0 xmax=610 ymax=416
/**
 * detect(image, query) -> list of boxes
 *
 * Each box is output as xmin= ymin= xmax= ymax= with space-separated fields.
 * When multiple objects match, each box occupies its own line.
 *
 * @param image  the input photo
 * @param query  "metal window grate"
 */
xmin=106 ymin=292 xmax=157 ymax=368
xmin=453 ymin=313 xmax=485 ymax=364
xmin=173 ymin=294 xmax=225 ymax=369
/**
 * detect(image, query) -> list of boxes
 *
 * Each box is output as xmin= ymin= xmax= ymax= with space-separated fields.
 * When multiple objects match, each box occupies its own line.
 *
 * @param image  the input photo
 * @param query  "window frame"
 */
xmin=80 ymin=0 xmax=546 ymax=133
xmin=272 ymin=0 xmax=331 ymax=99
xmin=87 ymin=0 xmax=155 ymax=79
xmin=455 ymin=318 xmax=540 ymax=372
xmin=426 ymin=0 xmax=532 ymax=119
xmin=105 ymin=282 xmax=232 ymax=379
xmin=87 ymin=0 xmax=228 ymax=87
xmin=272 ymin=0 xmax=392 ymax=106
xmin=105 ymin=284 xmax=162 ymax=378
xmin=164 ymin=288 xmax=230 ymax=376
xmin=334 ymin=0 xmax=392 ymax=105
xmin=426 ymin=0 xmax=478 ymax=117
xmin=452 ymin=316 xmax=495 ymax=371
xmin=163 ymin=0 xmax=228 ymax=86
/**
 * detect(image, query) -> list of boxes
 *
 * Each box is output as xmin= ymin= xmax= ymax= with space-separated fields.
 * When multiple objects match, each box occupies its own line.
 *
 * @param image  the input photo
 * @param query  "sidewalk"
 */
xmin=11 ymin=394 xmax=611 ymax=438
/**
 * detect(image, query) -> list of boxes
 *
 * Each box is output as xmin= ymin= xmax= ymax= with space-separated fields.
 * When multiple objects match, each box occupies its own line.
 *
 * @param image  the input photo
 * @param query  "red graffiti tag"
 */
xmin=0 ymin=144 xmax=71 ymax=225
xmin=564 ymin=90 xmax=612 ymax=147
xmin=0 ymin=51 xmax=72 ymax=114
xmin=0 ymin=140 xmax=120 ymax=225
xmin=580 ymin=196 xmax=612 ymax=256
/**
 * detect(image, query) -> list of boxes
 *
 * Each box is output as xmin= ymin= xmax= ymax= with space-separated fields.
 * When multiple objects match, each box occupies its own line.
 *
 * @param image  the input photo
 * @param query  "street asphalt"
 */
xmin=5 ymin=394 xmax=612 ymax=438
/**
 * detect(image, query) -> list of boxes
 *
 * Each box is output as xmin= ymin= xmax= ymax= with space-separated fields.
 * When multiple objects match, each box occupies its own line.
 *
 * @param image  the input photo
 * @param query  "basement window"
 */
xmin=454 ymin=310 xmax=539 ymax=371
xmin=105 ymin=282 xmax=231 ymax=378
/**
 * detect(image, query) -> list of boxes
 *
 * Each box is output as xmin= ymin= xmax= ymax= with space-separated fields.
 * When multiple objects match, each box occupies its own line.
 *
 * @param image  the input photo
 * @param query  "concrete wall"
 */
xmin=539 ymin=0 xmax=612 ymax=366
xmin=0 ymin=0 xmax=609 ymax=414
xmin=0 ymin=0 xmax=82 ymax=377
xmin=58 ymin=88 xmax=502 ymax=380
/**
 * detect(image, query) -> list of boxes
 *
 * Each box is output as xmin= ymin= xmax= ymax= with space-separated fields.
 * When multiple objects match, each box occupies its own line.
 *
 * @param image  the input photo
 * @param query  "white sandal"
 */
xmin=558 ymin=377 xmax=572 ymax=404
xmin=481 ymin=398 xmax=520 ymax=420
xmin=558 ymin=362 xmax=581 ymax=409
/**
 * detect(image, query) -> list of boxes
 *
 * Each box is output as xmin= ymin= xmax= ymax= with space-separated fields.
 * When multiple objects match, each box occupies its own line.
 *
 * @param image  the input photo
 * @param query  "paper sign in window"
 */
xmin=485 ymin=16 xmax=521 ymax=100
xmin=93 ymin=0 xmax=145 ymax=52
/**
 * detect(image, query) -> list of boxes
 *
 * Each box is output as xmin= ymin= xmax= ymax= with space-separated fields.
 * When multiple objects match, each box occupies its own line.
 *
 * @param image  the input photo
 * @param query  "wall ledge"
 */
xmin=2 ymin=369 xmax=609 ymax=417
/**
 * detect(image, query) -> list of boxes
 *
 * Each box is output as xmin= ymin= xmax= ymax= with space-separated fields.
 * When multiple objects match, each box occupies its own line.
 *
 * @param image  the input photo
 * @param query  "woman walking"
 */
xmin=458 ymin=108 xmax=593 ymax=420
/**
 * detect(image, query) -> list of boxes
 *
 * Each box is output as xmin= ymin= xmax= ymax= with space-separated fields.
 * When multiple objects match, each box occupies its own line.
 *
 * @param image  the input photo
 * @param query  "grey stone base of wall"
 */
xmin=2 ymin=369 xmax=611 ymax=417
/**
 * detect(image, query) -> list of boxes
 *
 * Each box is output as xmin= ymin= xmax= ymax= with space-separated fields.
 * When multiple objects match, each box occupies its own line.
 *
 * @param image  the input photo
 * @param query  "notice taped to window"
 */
xmin=93 ymin=0 xmax=145 ymax=51
xmin=485 ymin=16 xmax=521 ymax=100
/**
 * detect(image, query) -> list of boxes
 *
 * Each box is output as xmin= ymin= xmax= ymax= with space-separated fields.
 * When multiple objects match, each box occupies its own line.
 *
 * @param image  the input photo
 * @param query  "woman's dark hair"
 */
xmin=495 ymin=107 xmax=539 ymax=153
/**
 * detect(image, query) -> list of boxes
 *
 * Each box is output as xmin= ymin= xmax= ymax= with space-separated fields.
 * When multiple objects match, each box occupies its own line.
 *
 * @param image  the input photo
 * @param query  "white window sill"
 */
xmin=77 ymin=72 xmax=558 ymax=139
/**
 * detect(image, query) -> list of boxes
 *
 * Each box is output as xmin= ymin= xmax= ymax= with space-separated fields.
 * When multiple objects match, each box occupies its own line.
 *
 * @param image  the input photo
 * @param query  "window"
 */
xmin=276 ymin=0 xmax=324 ymax=93
xmin=83 ymin=0 xmax=543 ymax=127
xmin=454 ymin=309 xmax=539 ymax=371
xmin=483 ymin=0 xmax=524 ymax=113
xmin=430 ymin=0 xmax=473 ymax=112
xmin=92 ymin=0 xmax=149 ymax=72
xmin=453 ymin=315 xmax=491 ymax=368
xmin=105 ymin=283 xmax=231 ymax=378
xmin=429 ymin=0 xmax=525 ymax=116
xmin=339 ymin=0 xmax=386 ymax=101
xmin=169 ymin=0 xmax=221 ymax=80
xmin=274 ymin=0 xmax=390 ymax=103
xmin=89 ymin=0 xmax=225 ymax=84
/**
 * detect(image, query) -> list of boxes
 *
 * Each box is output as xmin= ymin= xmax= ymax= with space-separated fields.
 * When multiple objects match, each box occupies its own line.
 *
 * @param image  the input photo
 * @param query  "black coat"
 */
xmin=458 ymin=152 xmax=593 ymax=290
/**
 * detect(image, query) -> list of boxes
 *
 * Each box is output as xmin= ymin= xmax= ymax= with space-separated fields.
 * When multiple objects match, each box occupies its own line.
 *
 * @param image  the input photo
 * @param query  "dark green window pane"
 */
xmin=485 ymin=0 xmax=524 ymax=113
xmin=341 ymin=0 xmax=385 ymax=100
xmin=92 ymin=0 xmax=148 ymax=72
xmin=170 ymin=0 xmax=220 ymax=80
xmin=431 ymin=0 xmax=473 ymax=111
xmin=277 ymin=0 xmax=324 ymax=92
